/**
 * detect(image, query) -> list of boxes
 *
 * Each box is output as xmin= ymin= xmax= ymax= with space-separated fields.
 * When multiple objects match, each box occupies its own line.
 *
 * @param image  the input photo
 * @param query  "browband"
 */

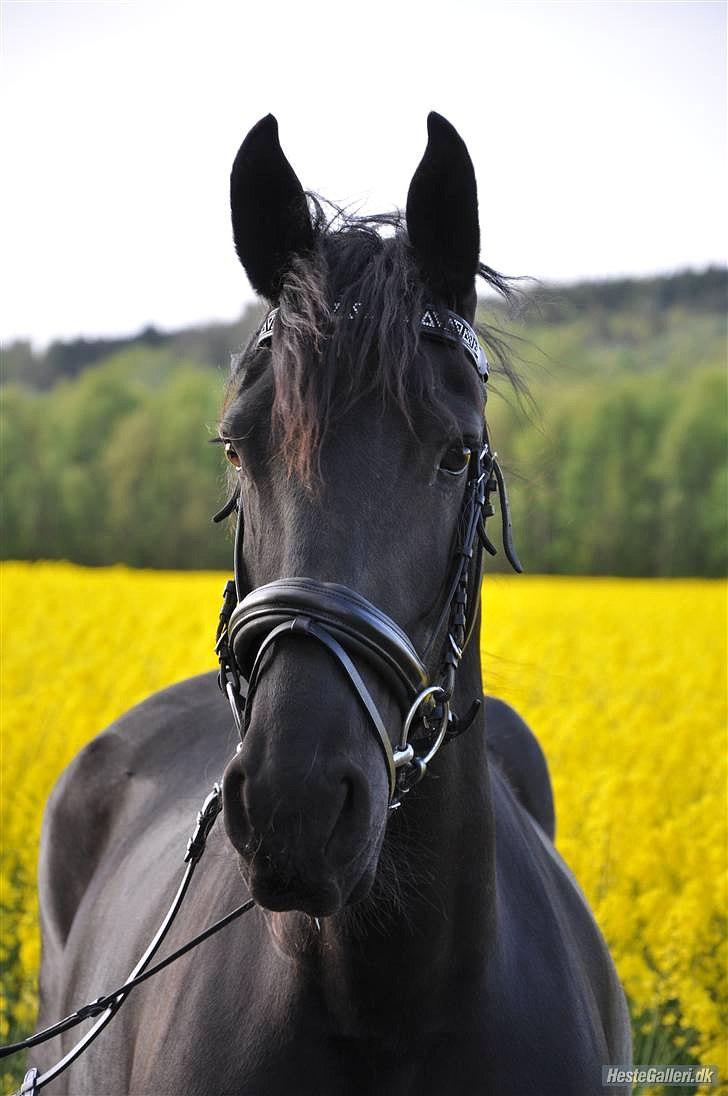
xmin=255 ymin=305 xmax=489 ymax=380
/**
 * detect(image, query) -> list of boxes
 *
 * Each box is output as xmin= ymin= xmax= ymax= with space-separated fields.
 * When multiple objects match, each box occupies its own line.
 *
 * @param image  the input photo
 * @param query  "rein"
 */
xmin=0 ymin=788 xmax=252 ymax=1095
xmin=1 ymin=305 xmax=521 ymax=1095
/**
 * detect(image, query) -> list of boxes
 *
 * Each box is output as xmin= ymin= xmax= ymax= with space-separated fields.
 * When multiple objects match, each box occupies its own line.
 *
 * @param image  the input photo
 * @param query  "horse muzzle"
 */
xmin=225 ymin=578 xmax=447 ymax=805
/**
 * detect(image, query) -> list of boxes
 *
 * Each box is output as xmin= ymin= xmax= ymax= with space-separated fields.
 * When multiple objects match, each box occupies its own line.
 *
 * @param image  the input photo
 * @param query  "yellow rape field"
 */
xmin=1 ymin=562 xmax=726 ymax=1093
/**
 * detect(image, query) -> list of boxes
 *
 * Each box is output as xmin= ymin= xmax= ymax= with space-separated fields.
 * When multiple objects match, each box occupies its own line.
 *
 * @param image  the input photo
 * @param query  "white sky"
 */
xmin=1 ymin=0 xmax=726 ymax=348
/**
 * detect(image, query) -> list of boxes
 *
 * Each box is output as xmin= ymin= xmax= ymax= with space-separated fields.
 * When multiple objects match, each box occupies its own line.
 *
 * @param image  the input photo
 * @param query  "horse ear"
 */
xmin=406 ymin=112 xmax=480 ymax=305
xmin=230 ymin=114 xmax=314 ymax=300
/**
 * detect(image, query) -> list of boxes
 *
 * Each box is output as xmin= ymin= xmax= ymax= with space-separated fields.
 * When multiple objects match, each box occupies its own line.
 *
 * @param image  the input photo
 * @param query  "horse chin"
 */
xmin=241 ymin=853 xmax=378 ymax=917
xmin=252 ymin=883 xmax=341 ymax=918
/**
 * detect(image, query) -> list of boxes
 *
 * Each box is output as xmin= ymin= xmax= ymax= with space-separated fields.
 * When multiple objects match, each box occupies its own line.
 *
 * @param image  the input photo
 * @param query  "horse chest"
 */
xmin=227 ymin=1012 xmax=622 ymax=1096
xmin=152 ymin=1019 xmax=611 ymax=1096
xmin=120 ymin=949 xmax=617 ymax=1096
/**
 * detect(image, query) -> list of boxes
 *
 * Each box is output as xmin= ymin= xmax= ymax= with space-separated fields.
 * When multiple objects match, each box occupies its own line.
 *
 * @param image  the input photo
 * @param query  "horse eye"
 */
xmin=224 ymin=442 xmax=242 ymax=470
xmin=439 ymin=446 xmax=471 ymax=476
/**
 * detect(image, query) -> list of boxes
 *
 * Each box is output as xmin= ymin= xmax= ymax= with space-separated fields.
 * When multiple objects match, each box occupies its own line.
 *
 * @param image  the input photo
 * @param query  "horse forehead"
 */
xmin=278 ymin=415 xmax=425 ymax=518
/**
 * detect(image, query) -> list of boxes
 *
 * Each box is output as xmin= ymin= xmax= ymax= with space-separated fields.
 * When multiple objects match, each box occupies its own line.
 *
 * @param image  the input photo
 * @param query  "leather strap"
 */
xmin=20 ymin=1069 xmax=39 ymax=1095
xmin=229 ymin=578 xmax=428 ymax=708
xmin=256 ymin=304 xmax=489 ymax=380
xmin=242 ymin=616 xmax=397 ymax=799
xmin=1 ymin=788 xmax=255 ymax=1092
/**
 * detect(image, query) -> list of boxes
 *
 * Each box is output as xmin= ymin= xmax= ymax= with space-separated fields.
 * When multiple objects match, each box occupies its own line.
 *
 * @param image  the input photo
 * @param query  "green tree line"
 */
xmin=1 ymin=272 xmax=726 ymax=575
xmin=488 ymin=366 xmax=726 ymax=576
xmin=1 ymin=303 xmax=264 ymax=390
xmin=2 ymin=350 xmax=233 ymax=569
xmin=2 ymin=268 xmax=724 ymax=391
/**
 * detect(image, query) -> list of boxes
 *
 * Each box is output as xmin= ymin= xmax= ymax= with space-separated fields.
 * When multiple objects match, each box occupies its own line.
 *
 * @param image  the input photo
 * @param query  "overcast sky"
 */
xmin=1 ymin=0 xmax=725 ymax=347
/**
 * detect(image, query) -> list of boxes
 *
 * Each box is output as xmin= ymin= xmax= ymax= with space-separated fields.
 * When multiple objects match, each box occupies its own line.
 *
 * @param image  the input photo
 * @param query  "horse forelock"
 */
xmin=223 ymin=199 xmax=521 ymax=487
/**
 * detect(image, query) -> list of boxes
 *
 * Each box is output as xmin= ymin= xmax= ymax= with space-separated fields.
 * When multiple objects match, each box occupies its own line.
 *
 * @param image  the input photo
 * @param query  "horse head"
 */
xmin=220 ymin=113 xmax=504 ymax=917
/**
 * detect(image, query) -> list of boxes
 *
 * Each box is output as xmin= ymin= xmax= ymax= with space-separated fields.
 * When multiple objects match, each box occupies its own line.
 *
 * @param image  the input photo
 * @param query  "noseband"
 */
xmin=214 ymin=306 xmax=521 ymax=808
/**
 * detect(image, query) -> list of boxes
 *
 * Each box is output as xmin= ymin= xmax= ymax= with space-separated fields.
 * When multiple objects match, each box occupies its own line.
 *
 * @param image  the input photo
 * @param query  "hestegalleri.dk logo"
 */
xmin=602 ymin=1064 xmax=718 ymax=1087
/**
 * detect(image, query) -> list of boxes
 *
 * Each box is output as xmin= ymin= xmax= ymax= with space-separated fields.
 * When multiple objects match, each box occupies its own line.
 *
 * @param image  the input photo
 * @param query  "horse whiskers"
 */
xmin=335 ymin=827 xmax=441 ymax=940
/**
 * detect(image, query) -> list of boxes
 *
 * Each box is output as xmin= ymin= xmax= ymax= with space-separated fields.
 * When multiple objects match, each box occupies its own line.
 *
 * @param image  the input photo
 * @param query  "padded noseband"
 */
xmin=227 ymin=579 xmax=432 ymax=801
xmin=228 ymin=578 xmax=429 ymax=708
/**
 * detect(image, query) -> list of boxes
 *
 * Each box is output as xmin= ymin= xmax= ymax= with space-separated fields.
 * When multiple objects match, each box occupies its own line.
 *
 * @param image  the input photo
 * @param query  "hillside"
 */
xmin=1 ymin=268 xmax=726 ymax=575
xmin=2 ymin=267 xmax=725 ymax=390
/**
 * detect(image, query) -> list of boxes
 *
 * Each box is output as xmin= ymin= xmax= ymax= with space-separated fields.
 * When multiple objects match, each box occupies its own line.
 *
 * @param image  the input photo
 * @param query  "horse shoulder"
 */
xmin=38 ymin=671 xmax=224 ymax=961
xmin=490 ymin=765 xmax=632 ymax=1084
xmin=518 ymin=805 xmax=633 ymax=1067
xmin=485 ymin=695 xmax=556 ymax=840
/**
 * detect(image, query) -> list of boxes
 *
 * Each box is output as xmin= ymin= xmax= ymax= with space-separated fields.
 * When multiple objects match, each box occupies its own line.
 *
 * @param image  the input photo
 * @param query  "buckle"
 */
xmin=185 ymin=785 xmax=223 ymax=863
xmin=20 ymin=1068 xmax=39 ymax=1096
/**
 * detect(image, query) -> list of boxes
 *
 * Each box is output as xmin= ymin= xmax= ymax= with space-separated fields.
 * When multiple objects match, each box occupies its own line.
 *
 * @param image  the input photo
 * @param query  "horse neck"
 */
xmin=269 ymin=631 xmax=496 ymax=1035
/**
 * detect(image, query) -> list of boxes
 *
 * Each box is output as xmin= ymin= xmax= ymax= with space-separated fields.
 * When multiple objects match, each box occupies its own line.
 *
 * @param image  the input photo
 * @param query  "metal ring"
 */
xmin=399 ymin=685 xmax=446 ymax=751
xmin=418 ymin=706 xmax=451 ymax=769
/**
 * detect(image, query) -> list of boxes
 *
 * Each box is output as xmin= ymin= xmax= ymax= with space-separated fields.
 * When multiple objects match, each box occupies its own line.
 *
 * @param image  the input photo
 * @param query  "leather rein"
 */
xmin=1 ymin=306 xmax=520 ymax=1095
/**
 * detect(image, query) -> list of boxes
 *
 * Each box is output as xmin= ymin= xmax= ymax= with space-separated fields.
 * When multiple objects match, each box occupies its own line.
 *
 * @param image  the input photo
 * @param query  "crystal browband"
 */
xmin=255 ymin=304 xmax=489 ymax=381
xmin=419 ymin=307 xmax=488 ymax=379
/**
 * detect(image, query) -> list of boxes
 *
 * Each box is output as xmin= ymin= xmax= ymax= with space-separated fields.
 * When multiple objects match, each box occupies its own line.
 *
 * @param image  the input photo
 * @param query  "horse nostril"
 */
xmin=339 ymin=777 xmax=355 ymax=824
xmin=324 ymin=778 xmax=353 ymax=845
xmin=325 ymin=770 xmax=370 ymax=867
xmin=221 ymin=755 xmax=249 ymax=853
xmin=223 ymin=757 xmax=244 ymax=804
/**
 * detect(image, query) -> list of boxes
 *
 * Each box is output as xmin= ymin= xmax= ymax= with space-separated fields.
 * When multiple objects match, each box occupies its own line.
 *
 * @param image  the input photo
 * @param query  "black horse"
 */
xmin=34 ymin=113 xmax=631 ymax=1095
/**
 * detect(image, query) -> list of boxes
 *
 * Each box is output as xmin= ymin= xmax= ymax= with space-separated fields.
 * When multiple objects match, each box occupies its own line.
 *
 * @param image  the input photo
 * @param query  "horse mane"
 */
xmin=221 ymin=197 xmax=521 ymax=486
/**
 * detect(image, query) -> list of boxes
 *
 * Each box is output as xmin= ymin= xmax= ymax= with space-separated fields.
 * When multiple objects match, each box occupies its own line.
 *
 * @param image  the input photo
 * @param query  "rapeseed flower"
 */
xmin=1 ymin=564 xmax=725 ymax=1093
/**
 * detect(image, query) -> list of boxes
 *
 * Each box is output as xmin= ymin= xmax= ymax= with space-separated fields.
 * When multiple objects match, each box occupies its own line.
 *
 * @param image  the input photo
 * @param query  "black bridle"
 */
xmin=1 ymin=306 xmax=520 ymax=1095
xmin=215 ymin=305 xmax=521 ymax=808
